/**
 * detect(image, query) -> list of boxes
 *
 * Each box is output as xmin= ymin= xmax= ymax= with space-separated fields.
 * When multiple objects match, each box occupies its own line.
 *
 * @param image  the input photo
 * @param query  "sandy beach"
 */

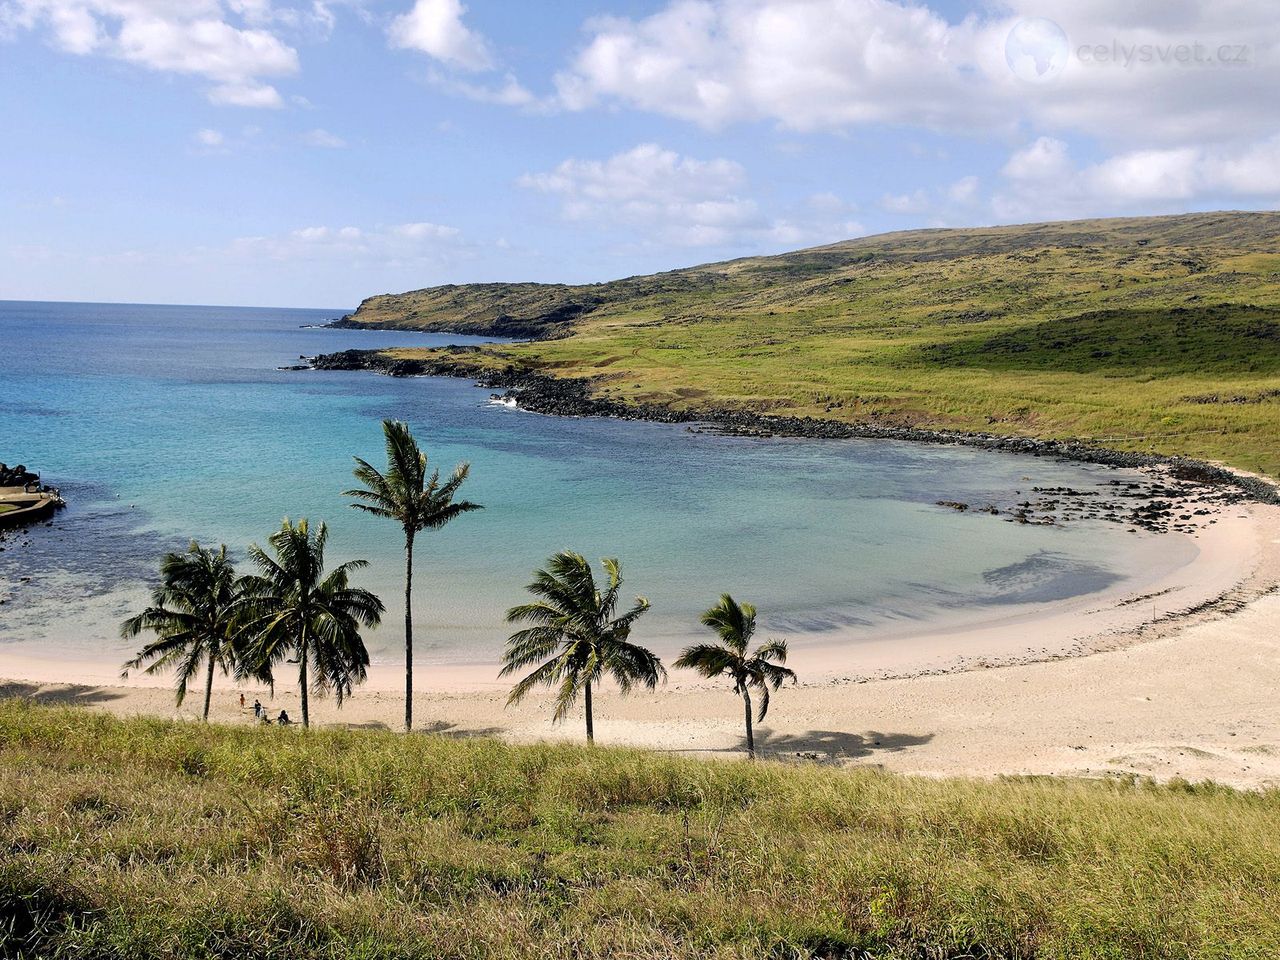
xmin=5 ymin=493 xmax=1279 ymax=789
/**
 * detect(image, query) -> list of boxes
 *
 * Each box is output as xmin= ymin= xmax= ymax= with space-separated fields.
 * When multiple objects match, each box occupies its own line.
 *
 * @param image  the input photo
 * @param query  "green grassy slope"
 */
xmin=3 ymin=702 xmax=1280 ymax=959
xmin=345 ymin=211 xmax=1280 ymax=475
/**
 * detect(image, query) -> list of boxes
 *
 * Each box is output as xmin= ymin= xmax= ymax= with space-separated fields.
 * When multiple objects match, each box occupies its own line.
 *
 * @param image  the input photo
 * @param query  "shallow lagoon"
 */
xmin=0 ymin=300 xmax=1191 ymax=668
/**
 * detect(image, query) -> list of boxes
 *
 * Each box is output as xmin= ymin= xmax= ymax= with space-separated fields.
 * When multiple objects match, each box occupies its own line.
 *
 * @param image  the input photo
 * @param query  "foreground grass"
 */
xmin=2 ymin=702 xmax=1279 ymax=958
xmin=351 ymin=212 xmax=1280 ymax=476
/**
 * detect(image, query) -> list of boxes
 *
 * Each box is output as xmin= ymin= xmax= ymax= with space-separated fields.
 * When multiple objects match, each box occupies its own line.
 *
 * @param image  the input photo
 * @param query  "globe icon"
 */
xmin=1005 ymin=18 xmax=1069 ymax=83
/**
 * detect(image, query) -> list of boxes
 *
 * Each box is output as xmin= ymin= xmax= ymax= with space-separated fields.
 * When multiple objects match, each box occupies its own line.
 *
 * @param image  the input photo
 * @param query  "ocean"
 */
xmin=0 ymin=299 xmax=1192 ymax=671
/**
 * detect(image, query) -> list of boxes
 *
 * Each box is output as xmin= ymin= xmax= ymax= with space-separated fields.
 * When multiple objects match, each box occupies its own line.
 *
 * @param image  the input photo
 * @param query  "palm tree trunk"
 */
xmin=584 ymin=678 xmax=594 ymax=744
xmin=404 ymin=529 xmax=414 ymax=733
xmin=202 ymin=650 xmax=215 ymax=722
xmin=742 ymin=687 xmax=755 ymax=760
xmin=299 ymin=638 xmax=310 ymax=729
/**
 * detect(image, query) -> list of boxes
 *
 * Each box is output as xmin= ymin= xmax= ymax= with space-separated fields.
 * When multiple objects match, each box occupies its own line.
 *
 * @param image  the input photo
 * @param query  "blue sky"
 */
xmin=1 ymin=0 xmax=1276 ymax=307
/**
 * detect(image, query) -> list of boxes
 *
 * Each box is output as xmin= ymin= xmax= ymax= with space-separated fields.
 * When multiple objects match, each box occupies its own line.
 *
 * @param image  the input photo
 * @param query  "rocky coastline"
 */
xmin=308 ymin=347 xmax=1280 ymax=512
xmin=0 ymin=463 xmax=65 ymax=532
xmin=323 ymin=307 xmax=578 ymax=341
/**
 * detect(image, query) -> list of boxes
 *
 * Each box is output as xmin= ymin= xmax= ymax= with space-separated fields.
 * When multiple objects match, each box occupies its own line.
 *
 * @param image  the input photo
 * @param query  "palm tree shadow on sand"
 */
xmin=740 ymin=728 xmax=935 ymax=765
xmin=320 ymin=720 xmax=507 ymax=737
xmin=415 ymin=719 xmax=507 ymax=739
xmin=0 ymin=681 xmax=125 ymax=707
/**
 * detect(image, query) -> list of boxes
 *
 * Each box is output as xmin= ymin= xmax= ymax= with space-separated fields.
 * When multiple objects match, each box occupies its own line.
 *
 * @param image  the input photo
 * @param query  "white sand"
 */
xmin=4 ymin=499 xmax=1279 ymax=789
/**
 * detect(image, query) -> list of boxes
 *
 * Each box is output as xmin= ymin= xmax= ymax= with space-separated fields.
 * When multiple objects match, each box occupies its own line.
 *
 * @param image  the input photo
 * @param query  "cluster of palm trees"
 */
xmin=501 ymin=551 xmax=795 ymax=757
xmin=122 ymin=419 xmax=797 ymax=756
xmin=121 ymin=519 xmax=383 ymax=727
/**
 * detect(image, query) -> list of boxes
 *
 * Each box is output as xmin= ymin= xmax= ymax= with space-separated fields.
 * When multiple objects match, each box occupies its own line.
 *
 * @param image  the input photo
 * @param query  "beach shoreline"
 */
xmin=5 ymin=494 xmax=1278 ymax=788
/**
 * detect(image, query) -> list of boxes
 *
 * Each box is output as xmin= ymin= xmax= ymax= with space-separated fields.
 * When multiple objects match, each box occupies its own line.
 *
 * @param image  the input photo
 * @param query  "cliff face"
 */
xmin=332 ymin=211 xmax=1280 ymax=338
xmin=329 ymin=283 xmax=600 ymax=339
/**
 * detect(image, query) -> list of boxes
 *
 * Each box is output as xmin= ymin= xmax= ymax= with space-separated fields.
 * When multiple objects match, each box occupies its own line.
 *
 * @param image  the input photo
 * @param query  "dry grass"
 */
xmin=2 ymin=700 xmax=1279 ymax=958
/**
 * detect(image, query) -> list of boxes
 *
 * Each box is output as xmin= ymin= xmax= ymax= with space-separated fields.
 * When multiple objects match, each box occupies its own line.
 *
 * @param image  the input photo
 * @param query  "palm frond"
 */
xmin=673 ymin=643 xmax=738 ymax=678
xmin=755 ymin=660 xmax=798 ymax=690
xmin=499 ymin=626 xmax=566 ymax=674
xmin=753 ymin=637 xmax=789 ymax=664
xmin=505 ymin=656 xmax=565 ymax=706
xmin=700 ymin=594 xmax=755 ymax=654
xmin=755 ymin=682 xmax=771 ymax=722
xmin=551 ymin=668 xmax=585 ymax=722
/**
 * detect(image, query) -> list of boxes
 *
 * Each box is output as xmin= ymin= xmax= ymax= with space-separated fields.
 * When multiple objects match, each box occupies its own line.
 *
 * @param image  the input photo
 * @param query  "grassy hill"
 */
xmin=3 ymin=701 xmax=1279 ymax=959
xmin=337 ymin=211 xmax=1280 ymax=476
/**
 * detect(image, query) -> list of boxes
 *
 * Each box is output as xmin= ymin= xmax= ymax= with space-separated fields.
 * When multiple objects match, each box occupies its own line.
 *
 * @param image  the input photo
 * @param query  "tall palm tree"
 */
xmin=501 ymin=550 xmax=664 ymax=743
xmin=345 ymin=419 xmax=481 ymax=732
xmin=235 ymin=518 xmax=384 ymax=728
xmin=120 ymin=541 xmax=241 ymax=721
xmin=674 ymin=594 xmax=796 ymax=760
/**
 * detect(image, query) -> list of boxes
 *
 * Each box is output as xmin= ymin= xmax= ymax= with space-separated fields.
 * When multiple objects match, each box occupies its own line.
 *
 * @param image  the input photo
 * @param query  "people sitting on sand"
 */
xmin=277 ymin=710 xmax=291 ymax=726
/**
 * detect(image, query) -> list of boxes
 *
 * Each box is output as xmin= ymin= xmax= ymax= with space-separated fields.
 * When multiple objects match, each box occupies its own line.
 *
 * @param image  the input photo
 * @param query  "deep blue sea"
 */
xmin=0 ymin=300 xmax=1191 ymax=670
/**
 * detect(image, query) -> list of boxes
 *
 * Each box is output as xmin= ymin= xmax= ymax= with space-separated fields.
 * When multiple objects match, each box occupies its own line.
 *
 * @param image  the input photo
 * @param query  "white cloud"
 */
xmin=195 ymin=127 xmax=225 ymax=146
xmin=554 ymin=0 xmax=999 ymax=132
xmin=386 ymin=0 xmax=545 ymax=109
xmin=993 ymin=134 xmax=1280 ymax=220
xmin=519 ymin=143 xmax=757 ymax=247
xmin=302 ymin=127 xmax=346 ymax=147
xmin=881 ymin=190 xmax=931 ymax=215
xmin=388 ymin=0 xmax=491 ymax=71
xmin=999 ymin=0 xmax=1280 ymax=145
xmin=431 ymin=70 xmax=536 ymax=107
xmin=1002 ymin=137 xmax=1073 ymax=182
xmin=548 ymin=0 xmax=1280 ymax=147
xmin=520 ymin=143 xmax=863 ymax=249
xmin=1213 ymin=138 xmax=1280 ymax=196
xmin=392 ymin=221 xmax=459 ymax=240
xmin=2 ymin=0 xmax=301 ymax=106
xmin=1085 ymin=148 xmax=1201 ymax=201
xmin=231 ymin=220 xmax=462 ymax=262
xmin=209 ymin=81 xmax=285 ymax=108
xmin=521 ymin=143 xmax=747 ymax=208
xmin=880 ymin=176 xmax=981 ymax=220
xmin=947 ymin=175 xmax=980 ymax=204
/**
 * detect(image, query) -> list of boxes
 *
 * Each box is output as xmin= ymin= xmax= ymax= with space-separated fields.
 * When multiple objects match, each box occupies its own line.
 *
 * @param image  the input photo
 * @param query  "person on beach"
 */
xmin=253 ymin=699 xmax=262 ymax=719
xmin=239 ymin=692 xmax=245 ymax=709
xmin=277 ymin=710 xmax=291 ymax=726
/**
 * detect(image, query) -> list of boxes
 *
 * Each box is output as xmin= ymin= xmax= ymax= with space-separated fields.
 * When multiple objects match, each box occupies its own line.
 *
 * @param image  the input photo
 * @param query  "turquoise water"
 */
xmin=0 ymin=300 xmax=1189 ymax=668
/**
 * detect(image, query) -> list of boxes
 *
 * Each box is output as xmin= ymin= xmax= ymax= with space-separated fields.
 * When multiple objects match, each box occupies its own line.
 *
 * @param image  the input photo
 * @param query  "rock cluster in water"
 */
xmin=307 ymin=348 xmax=1280 ymax=512
xmin=0 ymin=464 xmax=42 ymax=488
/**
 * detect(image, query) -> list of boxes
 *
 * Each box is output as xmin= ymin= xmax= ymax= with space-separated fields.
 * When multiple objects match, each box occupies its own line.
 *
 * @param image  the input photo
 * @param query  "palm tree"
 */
xmin=674 ymin=594 xmax=796 ymax=760
xmin=235 ymin=518 xmax=384 ymax=728
xmin=120 ymin=541 xmax=241 ymax=721
xmin=501 ymin=550 xmax=664 ymax=743
xmin=345 ymin=419 xmax=481 ymax=732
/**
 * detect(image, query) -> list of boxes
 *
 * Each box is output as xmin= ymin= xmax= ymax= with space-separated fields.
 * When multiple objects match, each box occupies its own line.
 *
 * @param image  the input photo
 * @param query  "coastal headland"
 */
xmin=320 ymin=211 xmax=1280 ymax=477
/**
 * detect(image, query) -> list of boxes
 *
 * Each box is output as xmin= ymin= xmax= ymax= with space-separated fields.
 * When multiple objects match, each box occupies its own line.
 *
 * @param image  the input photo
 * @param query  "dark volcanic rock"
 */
xmin=0 ymin=463 xmax=41 ymax=488
xmin=307 ymin=349 xmax=1280 ymax=507
xmin=323 ymin=299 xmax=596 ymax=341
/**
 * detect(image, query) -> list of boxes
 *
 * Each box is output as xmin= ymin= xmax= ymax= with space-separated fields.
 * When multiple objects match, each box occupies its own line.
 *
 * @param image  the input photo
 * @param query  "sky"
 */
xmin=0 ymin=0 xmax=1277 ymax=308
